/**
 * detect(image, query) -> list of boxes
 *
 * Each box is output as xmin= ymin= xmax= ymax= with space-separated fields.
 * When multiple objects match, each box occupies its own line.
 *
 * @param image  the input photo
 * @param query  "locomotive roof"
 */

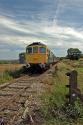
xmin=28 ymin=42 xmax=46 ymax=47
xmin=19 ymin=52 xmax=25 ymax=55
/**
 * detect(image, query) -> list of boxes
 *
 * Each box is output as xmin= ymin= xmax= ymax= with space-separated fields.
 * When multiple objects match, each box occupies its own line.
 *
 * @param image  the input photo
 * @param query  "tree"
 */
xmin=67 ymin=48 xmax=82 ymax=60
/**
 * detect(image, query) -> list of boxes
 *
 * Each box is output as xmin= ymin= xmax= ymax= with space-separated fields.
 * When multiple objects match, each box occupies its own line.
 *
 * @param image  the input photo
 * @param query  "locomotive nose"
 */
xmin=33 ymin=57 xmax=38 ymax=60
xmin=33 ymin=57 xmax=38 ymax=63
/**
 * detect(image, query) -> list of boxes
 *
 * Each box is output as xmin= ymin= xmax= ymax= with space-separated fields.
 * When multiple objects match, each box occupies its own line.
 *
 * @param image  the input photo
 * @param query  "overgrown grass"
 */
xmin=7 ymin=68 xmax=24 ymax=78
xmin=0 ymin=68 xmax=25 ymax=84
xmin=0 ymin=71 xmax=13 ymax=84
xmin=41 ymin=61 xmax=83 ymax=125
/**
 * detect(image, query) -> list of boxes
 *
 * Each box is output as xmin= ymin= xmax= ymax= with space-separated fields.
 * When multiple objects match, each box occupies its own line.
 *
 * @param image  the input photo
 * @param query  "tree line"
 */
xmin=67 ymin=48 xmax=82 ymax=60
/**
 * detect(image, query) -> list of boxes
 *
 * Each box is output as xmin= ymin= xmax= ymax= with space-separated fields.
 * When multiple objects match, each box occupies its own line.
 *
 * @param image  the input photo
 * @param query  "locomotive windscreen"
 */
xmin=40 ymin=47 xmax=46 ymax=53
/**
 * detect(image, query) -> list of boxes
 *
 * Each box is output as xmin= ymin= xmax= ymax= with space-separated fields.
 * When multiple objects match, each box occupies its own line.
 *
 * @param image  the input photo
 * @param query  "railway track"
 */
xmin=0 ymin=74 xmax=45 ymax=125
xmin=0 ymin=62 xmax=59 ymax=125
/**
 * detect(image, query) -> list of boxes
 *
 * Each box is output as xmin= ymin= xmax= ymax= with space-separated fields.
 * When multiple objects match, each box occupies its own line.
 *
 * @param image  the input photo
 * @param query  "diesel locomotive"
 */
xmin=19 ymin=42 xmax=57 ymax=69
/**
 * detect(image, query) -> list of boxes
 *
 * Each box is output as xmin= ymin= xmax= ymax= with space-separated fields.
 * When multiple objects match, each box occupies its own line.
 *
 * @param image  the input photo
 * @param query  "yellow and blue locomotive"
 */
xmin=25 ymin=42 xmax=56 ymax=69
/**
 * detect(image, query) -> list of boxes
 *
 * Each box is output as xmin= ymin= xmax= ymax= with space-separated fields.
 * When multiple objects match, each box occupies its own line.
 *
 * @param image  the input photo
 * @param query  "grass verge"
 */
xmin=41 ymin=61 xmax=83 ymax=125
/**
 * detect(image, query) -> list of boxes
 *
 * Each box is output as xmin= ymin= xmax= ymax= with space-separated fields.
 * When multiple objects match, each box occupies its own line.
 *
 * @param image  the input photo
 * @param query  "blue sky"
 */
xmin=0 ymin=0 xmax=83 ymax=59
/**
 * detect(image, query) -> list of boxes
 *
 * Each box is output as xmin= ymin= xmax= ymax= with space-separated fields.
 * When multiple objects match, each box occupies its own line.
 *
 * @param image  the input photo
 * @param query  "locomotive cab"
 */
xmin=25 ymin=42 xmax=48 ymax=68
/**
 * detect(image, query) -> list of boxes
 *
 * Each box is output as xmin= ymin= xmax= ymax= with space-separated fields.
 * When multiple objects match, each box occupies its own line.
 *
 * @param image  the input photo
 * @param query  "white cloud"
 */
xmin=0 ymin=16 xmax=34 ymax=34
xmin=0 ymin=15 xmax=83 ymax=59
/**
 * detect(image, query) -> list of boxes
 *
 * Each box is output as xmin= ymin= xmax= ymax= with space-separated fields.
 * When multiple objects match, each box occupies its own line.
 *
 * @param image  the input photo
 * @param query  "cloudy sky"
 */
xmin=0 ymin=0 xmax=83 ymax=59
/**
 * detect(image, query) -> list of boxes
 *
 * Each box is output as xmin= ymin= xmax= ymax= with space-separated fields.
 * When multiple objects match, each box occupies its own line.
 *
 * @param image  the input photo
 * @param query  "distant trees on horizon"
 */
xmin=67 ymin=48 xmax=82 ymax=60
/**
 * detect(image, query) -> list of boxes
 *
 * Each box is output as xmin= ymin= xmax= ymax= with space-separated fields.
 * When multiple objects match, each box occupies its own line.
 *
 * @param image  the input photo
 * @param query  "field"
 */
xmin=0 ymin=64 xmax=23 ymax=73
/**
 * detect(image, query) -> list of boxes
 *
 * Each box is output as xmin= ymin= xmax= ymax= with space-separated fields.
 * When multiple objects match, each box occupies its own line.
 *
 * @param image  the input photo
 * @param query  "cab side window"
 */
xmin=26 ymin=47 xmax=32 ymax=54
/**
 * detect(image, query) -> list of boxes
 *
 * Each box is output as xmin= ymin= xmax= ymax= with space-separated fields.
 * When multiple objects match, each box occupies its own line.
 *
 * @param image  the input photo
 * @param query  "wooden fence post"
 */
xmin=66 ymin=70 xmax=83 ymax=104
xmin=66 ymin=70 xmax=78 ymax=104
